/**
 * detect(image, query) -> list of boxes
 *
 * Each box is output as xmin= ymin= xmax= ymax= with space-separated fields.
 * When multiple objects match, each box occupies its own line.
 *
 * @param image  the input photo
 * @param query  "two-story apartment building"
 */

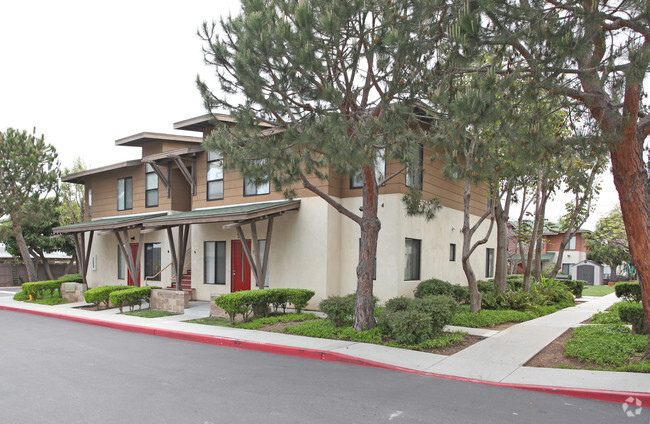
xmin=54 ymin=114 xmax=497 ymax=306
xmin=508 ymin=223 xmax=603 ymax=284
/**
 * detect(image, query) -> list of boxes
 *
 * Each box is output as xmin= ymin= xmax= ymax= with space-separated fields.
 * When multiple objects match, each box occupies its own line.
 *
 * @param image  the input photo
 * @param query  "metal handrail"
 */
xmin=144 ymin=248 xmax=192 ymax=286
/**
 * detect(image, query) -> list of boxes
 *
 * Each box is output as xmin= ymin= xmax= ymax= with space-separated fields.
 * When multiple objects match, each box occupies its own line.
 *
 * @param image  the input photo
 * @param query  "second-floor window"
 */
xmin=567 ymin=236 xmax=577 ymax=250
xmin=88 ymin=188 xmax=92 ymax=217
xmin=350 ymin=149 xmax=385 ymax=189
xmin=406 ymin=144 xmax=423 ymax=189
xmin=207 ymin=151 xmax=224 ymax=201
xmin=145 ymin=164 xmax=158 ymax=207
xmin=244 ymin=160 xmax=270 ymax=196
xmin=117 ymin=177 xmax=132 ymax=211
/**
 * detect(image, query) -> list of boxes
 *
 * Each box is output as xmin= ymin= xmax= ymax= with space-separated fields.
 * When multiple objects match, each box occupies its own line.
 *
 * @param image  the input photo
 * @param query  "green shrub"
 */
xmin=531 ymin=278 xmax=575 ymax=305
xmin=110 ymin=286 xmax=160 ymax=313
xmin=506 ymin=275 xmax=524 ymax=291
xmin=482 ymin=290 xmax=532 ymax=311
xmin=84 ymin=285 xmax=132 ymax=308
xmin=384 ymin=296 xmax=411 ymax=312
xmin=378 ymin=295 xmax=457 ymax=344
xmin=476 ymin=280 xmax=495 ymax=296
xmin=615 ymin=282 xmax=642 ymax=302
xmin=57 ymin=274 xmax=83 ymax=283
xmin=560 ymin=279 xmax=585 ymax=298
xmin=283 ymin=319 xmax=383 ymax=344
xmin=319 ymin=295 xmax=355 ymax=327
xmin=414 ymin=279 xmax=466 ymax=303
xmin=285 ymin=288 xmax=315 ymax=314
xmin=13 ymin=291 xmax=29 ymax=301
xmin=618 ymin=301 xmax=648 ymax=335
xmin=215 ymin=289 xmax=315 ymax=324
xmin=21 ymin=280 xmax=62 ymax=299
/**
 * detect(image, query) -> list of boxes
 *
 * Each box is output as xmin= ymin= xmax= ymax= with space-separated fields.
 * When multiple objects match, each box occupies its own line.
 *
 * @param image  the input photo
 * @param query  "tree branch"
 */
xmin=299 ymin=171 xmax=361 ymax=224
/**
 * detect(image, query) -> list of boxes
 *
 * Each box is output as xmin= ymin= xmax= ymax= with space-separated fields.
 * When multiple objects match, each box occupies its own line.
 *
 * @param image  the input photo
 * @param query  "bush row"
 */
xmin=21 ymin=280 xmax=62 ymax=299
xmin=110 ymin=286 xmax=160 ymax=313
xmin=215 ymin=289 xmax=315 ymax=324
xmin=413 ymin=278 xmax=494 ymax=304
xmin=615 ymin=281 xmax=642 ymax=303
xmin=482 ymin=279 xmax=574 ymax=311
xmin=84 ymin=285 xmax=134 ymax=308
xmin=16 ymin=274 xmax=85 ymax=301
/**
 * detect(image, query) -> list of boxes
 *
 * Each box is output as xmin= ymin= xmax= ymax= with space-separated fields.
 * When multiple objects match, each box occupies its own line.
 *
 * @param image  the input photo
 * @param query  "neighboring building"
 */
xmin=54 ymin=115 xmax=496 ymax=306
xmin=0 ymin=242 xmax=73 ymax=284
xmin=507 ymin=224 xmax=604 ymax=284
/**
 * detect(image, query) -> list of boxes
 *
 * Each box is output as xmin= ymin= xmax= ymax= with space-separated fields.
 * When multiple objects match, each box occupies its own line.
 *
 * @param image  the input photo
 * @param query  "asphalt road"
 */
xmin=0 ymin=309 xmax=646 ymax=424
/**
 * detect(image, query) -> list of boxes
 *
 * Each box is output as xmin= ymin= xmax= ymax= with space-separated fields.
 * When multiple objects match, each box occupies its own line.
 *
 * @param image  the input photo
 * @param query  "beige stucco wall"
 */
xmin=83 ymin=195 xmax=497 ymax=309
xmin=336 ymin=194 xmax=497 ymax=303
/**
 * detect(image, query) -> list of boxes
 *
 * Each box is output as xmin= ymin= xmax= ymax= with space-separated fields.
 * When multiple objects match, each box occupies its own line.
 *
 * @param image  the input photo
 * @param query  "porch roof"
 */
xmin=53 ymin=212 xmax=167 ymax=234
xmin=511 ymin=252 xmax=555 ymax=262
xmin=142 ymin=199 xmax=300 ymax=228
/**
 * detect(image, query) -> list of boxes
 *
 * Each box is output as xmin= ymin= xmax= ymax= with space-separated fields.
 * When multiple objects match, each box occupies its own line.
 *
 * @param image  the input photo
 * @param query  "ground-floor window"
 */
xmin=117 ymin=246 xmax=126 ymax=280
xmin=404 ymin=238 xmax=421 ymax=281
xmin=144 ymin=242 xmax=162 ymax=281
xmin=562 ymin=263 xmax=573 ymax=275
xmin=485 ymin=248 xmax=495 ymax=278
xmin=205 ymin=241 xmax=226 ymax=285
xmin=449 ymin=243 xmax=456 ymax=262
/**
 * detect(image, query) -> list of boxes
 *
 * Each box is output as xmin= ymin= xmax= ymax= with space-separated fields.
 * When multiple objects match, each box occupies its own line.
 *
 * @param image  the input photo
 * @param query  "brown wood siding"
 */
xmin=141 ymin=144 xmax=162 ymax=157
xmin=329 ymin=149 xmax=489 ymax=215
xmin=170 ymin=168 xmax=192 ymax=211
xmin=190 ymin=151 xmax=329 ymax=209
xmin=86 ymin=164 xmax=180 ymax=219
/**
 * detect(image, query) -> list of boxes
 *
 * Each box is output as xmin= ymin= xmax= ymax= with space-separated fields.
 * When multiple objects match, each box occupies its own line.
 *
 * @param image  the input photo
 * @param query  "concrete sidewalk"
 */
xmin=0 ymin=290 xmax=648 ymax=403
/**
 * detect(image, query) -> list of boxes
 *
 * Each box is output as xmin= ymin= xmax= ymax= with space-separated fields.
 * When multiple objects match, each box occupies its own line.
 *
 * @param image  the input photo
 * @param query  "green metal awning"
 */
xmin=511 ymin=252 xmax=556 ymax=262
xmin=142 ymin=199 xmax=300 ymax=228
xmin=53 ymin=213 xmax=166 ymax=234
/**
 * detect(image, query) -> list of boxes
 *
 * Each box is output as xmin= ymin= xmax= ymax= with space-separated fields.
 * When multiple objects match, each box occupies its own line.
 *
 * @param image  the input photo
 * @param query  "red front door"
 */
xmin=231 ymin=239 xmax=251 ymax=292
xmin=128 ymin=243 xmax=140 ymax=287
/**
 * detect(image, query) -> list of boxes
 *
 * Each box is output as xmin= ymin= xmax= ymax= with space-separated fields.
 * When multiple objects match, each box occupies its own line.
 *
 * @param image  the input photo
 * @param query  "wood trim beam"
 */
xmin=115 ymin=231 xmax=136 ymax=282
xmin=235 ymin=225 xmax=260 ymax=286
xmin=167 ymin=227 xmax=179 ymax=289
xmin=173 ymin=156 xmax=197 ymax=196
xmin=221 ymin=212 xmax=286 ymax=230
xmin=250 ymin=221 xmax=264 ymax=290
xmin=260 ymin=217 xmax=274 ymax=285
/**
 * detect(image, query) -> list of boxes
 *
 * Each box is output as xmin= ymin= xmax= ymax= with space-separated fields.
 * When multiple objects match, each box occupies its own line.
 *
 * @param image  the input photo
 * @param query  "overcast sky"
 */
xmin=0 ymin=0 xmax=620 ymax=229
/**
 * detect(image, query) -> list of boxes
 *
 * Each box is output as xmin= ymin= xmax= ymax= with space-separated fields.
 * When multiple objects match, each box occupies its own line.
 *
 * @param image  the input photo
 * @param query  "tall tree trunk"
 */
xmin=494 ymin=186 xmax=512 ymax=294
xmin=31 ymin=248 xmax=53 ymax=280
xmin=533 ymin=185 xmax=547 ymax=281
xmin=610 ymin=134 xmax=650 ymax=359
xmin=354 ymin=164 xmax=380 ymax=331
xmin=523 ymin=179 xmax=542 ymax=291
xmin=10 ymin=212 xmax=38 ymax=282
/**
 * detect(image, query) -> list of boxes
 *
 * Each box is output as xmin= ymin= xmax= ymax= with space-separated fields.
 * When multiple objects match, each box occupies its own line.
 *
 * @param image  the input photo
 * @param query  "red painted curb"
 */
xmin=2 ymin=304 xmax=648 ymax=405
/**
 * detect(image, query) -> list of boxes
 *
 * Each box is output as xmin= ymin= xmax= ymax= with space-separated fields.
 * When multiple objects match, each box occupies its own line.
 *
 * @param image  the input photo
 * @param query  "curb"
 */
xmin=2 ymin=304 xmax=648 ymax=405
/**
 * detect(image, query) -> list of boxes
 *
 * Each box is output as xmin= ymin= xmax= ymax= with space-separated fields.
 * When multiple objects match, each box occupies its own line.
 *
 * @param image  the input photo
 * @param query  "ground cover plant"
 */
xmin=13 ymin=275 xmax=76 ymax=305
xmin=564 ymin=324 xmax=648 ymax=368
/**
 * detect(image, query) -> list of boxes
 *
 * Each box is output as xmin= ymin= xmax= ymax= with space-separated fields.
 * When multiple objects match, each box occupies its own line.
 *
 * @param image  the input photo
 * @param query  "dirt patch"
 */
xmin=259 ymin=322 xmax=299 ymax=333
xmin=525 ymin=329 xmax=594 ymax=369
xmin=482 ymin=322 xmax=516 ymax=331
xmin=76 ymin=304 xmax=110 ymax=311
xmin=420 ymin=335 xmax=484 ymax=355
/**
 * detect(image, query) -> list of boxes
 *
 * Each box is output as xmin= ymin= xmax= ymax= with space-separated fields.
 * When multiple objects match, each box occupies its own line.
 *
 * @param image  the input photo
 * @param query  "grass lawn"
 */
xmin=123 ymin=309 xmax=180 ymax=318
xmin=581 ymin=285 xmax=615 ymax=297
xmin=14 ymin=291 xmax=70 ymax=306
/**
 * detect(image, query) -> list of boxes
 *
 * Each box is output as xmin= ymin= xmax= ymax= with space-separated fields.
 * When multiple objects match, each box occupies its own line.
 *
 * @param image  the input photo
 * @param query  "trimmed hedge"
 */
xmin=110 ymin=286 xmax=160 ymax=313
xmin=84 ymin=285 xmax=132 ymax=308
xmin=57 ymin=274 xmax=84 ymax=283
xmin=615 ymin=281 xmax=642 ymax=303
xmin=21 ymin=280 xmax=62 ymax=300
xmin=318 ymin=293 xmax=380 ymax=327
xmin=560 ymin=279 xmax=585 ymax=298
xmin=618 ymin=301 xmax=648 ymax=335
xmin=215 ymin=289 xmax=315 ymax=324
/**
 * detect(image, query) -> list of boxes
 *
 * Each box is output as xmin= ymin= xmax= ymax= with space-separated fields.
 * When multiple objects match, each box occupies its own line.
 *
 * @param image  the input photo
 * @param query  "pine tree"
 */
xmin=0 ymin=128 xmax=59 ymax=282
xmin=478 ymin=0 xmax=650 ymax=358
xmin=198 ymin=0 xmax=451 ymax=330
